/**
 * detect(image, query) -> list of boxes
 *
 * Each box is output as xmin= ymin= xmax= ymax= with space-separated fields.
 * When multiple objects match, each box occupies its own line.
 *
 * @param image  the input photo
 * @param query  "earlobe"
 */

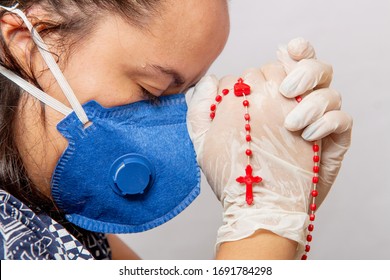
xmin=1 ymin=13 xmax=33 ymax=64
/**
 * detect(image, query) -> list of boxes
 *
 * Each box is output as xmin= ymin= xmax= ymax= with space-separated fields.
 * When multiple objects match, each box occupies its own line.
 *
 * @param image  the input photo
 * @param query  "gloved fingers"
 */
xmin=259 ymin=62 xmax=286 ymax=85
xmin=287 ymin=37 xmax=316 ymax=61
xmin=301 ymin=110 xmax=353 ymax=146
xmin=186 ymin=74 xmax=219 ymax=144
xmin=240 ymin=67 xmax=287 ymax=110
xmin=284 ymin=88 xmax=342 ymax=131
xmin=240 ymin=68 xmax=267 ymax=94
xmin=277 ymin=37 xmax=316 ymax=74
xmin=277 ymin=44 xmax=297 ymax=75
xmin=279 ymin=59 xmax=333 ymax=98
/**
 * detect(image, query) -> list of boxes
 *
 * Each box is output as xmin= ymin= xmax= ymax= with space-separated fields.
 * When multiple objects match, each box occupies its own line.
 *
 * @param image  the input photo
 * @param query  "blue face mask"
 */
xmin=0 ymin=6 xmax=200 ymax=233
xmin=52 ymin=96 xmax=200 ymax=233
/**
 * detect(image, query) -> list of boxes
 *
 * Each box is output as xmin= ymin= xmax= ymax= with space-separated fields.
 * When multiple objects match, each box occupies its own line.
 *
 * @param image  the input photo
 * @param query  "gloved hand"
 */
xmin=187 ymin=37 xmax=352 ymax=257
xmin=278 ymin=37 xmax=353 ymax=207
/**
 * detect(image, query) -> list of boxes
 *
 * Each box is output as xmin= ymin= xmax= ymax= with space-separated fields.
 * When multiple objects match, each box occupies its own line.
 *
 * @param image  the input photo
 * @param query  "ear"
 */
xmin=1 ymin=12 xmax=34 ymax=67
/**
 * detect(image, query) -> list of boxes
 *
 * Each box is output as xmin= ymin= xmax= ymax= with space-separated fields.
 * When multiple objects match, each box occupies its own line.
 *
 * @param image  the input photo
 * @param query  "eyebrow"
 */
xmin=149 ymin=64 xmax=186 ymax=86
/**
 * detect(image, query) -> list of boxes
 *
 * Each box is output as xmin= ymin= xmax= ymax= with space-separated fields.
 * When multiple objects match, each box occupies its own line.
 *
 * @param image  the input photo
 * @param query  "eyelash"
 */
xmin=140 ymin=87 xmax=158 ymax=102
xmin=140 ymin=84 xmax=195 ymax=100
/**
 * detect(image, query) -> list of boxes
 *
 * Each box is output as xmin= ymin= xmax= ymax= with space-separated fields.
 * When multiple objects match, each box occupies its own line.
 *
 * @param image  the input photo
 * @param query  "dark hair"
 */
xmin=0 ymin=0 xmax=163 ymax=214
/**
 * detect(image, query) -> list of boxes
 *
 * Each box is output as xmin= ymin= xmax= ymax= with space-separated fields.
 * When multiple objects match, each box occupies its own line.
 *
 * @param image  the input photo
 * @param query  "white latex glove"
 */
xmin=278 ymin=38 xmax=353 ymax=207
xmin=187 ymin=38 xmax=352 ymax=258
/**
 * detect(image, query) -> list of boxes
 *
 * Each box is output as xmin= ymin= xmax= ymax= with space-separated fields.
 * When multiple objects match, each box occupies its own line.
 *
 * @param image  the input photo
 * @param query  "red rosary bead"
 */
xmin=215 ymin=95 xmax=222 ymax=103
xmin=244 ymin=113 xmax=250 ymax=121
xmin=292 ymin=97 xmax=320 ymax=260
xmin=222 ymin=89 xmax=229 ymax=95
xmin=243 ymin=100 xmax=249 ymax=107
xmin=210 ymin=112 xmax=215 ymax=120
xmin=245 ymin=124 xmax=251 ymax=131
xmin=246 ymin=135 xmax=252 ymax=142
xmin=210 ymin=104 xmax=216 ymax=111
xmin=246 ymin=149 xmax=253 ymax=156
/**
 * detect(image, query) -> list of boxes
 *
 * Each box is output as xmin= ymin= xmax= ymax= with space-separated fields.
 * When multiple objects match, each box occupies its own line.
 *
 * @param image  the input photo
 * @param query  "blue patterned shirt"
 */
xmin=0 ymin=189 xmax=111 ymax=260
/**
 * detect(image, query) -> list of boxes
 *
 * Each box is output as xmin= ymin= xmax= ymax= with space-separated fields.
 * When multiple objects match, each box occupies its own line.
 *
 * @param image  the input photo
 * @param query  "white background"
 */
xmin=120 ymin=0 xmax=390 ymax=260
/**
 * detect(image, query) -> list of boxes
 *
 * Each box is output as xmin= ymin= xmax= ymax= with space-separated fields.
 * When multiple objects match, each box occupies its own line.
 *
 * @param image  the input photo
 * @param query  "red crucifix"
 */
xmin=236 ymin=165 xmax=262 ymax=205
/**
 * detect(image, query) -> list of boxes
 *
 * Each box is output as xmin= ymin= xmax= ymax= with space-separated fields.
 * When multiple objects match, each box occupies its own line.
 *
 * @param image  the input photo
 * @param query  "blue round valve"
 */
xmin=110 ymin=154 xmax=155 ymax=196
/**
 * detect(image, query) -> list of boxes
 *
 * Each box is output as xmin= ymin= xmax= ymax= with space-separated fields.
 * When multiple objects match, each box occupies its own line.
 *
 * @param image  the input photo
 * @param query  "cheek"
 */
xmin=15 ymin=97 xmax=69 ymax=196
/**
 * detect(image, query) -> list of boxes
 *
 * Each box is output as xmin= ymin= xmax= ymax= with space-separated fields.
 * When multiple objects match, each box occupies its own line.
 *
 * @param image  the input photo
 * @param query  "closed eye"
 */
xmin=140 ymin=86 xmax=159 ymax=102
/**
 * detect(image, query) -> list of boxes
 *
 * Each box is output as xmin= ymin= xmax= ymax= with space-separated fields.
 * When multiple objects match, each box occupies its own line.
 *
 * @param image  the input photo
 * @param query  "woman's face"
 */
xmin=15 ymin=0 xmax=230 ymax=195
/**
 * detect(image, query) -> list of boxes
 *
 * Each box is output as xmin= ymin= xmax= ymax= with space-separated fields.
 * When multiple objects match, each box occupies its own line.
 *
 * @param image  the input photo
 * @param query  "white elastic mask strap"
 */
xmin=0 ymin=65 xmax=72 ymax=115
xmin=0 ymin=4 xmax=89 ymax=124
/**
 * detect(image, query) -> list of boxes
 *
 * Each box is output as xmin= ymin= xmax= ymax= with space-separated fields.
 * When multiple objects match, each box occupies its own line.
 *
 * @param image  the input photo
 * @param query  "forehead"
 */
xmin=155 ymin=1 xmax=229 ymax=48
xmin=111 ymin=0 xmax=229 ymax=81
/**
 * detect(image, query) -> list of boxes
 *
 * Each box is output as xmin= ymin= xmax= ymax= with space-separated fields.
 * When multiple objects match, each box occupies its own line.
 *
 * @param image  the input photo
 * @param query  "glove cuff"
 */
xmin=215 ymin=209 xmax=309 ymax=259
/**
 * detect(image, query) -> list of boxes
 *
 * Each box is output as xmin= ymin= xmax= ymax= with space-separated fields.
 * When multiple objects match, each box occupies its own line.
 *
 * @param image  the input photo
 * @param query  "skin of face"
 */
xmin=7 ymin=0 xmax=230 ymax=197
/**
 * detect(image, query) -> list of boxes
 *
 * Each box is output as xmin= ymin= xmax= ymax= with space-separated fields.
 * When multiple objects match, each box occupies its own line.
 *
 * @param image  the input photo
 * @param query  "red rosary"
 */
xmin=209 ymin=78 xmax=320 ymax=260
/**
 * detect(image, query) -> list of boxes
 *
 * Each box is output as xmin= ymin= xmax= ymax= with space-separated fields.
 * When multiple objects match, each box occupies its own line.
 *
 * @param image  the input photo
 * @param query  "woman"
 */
xmin=0 ymin=0 xmax=352 ymax=259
